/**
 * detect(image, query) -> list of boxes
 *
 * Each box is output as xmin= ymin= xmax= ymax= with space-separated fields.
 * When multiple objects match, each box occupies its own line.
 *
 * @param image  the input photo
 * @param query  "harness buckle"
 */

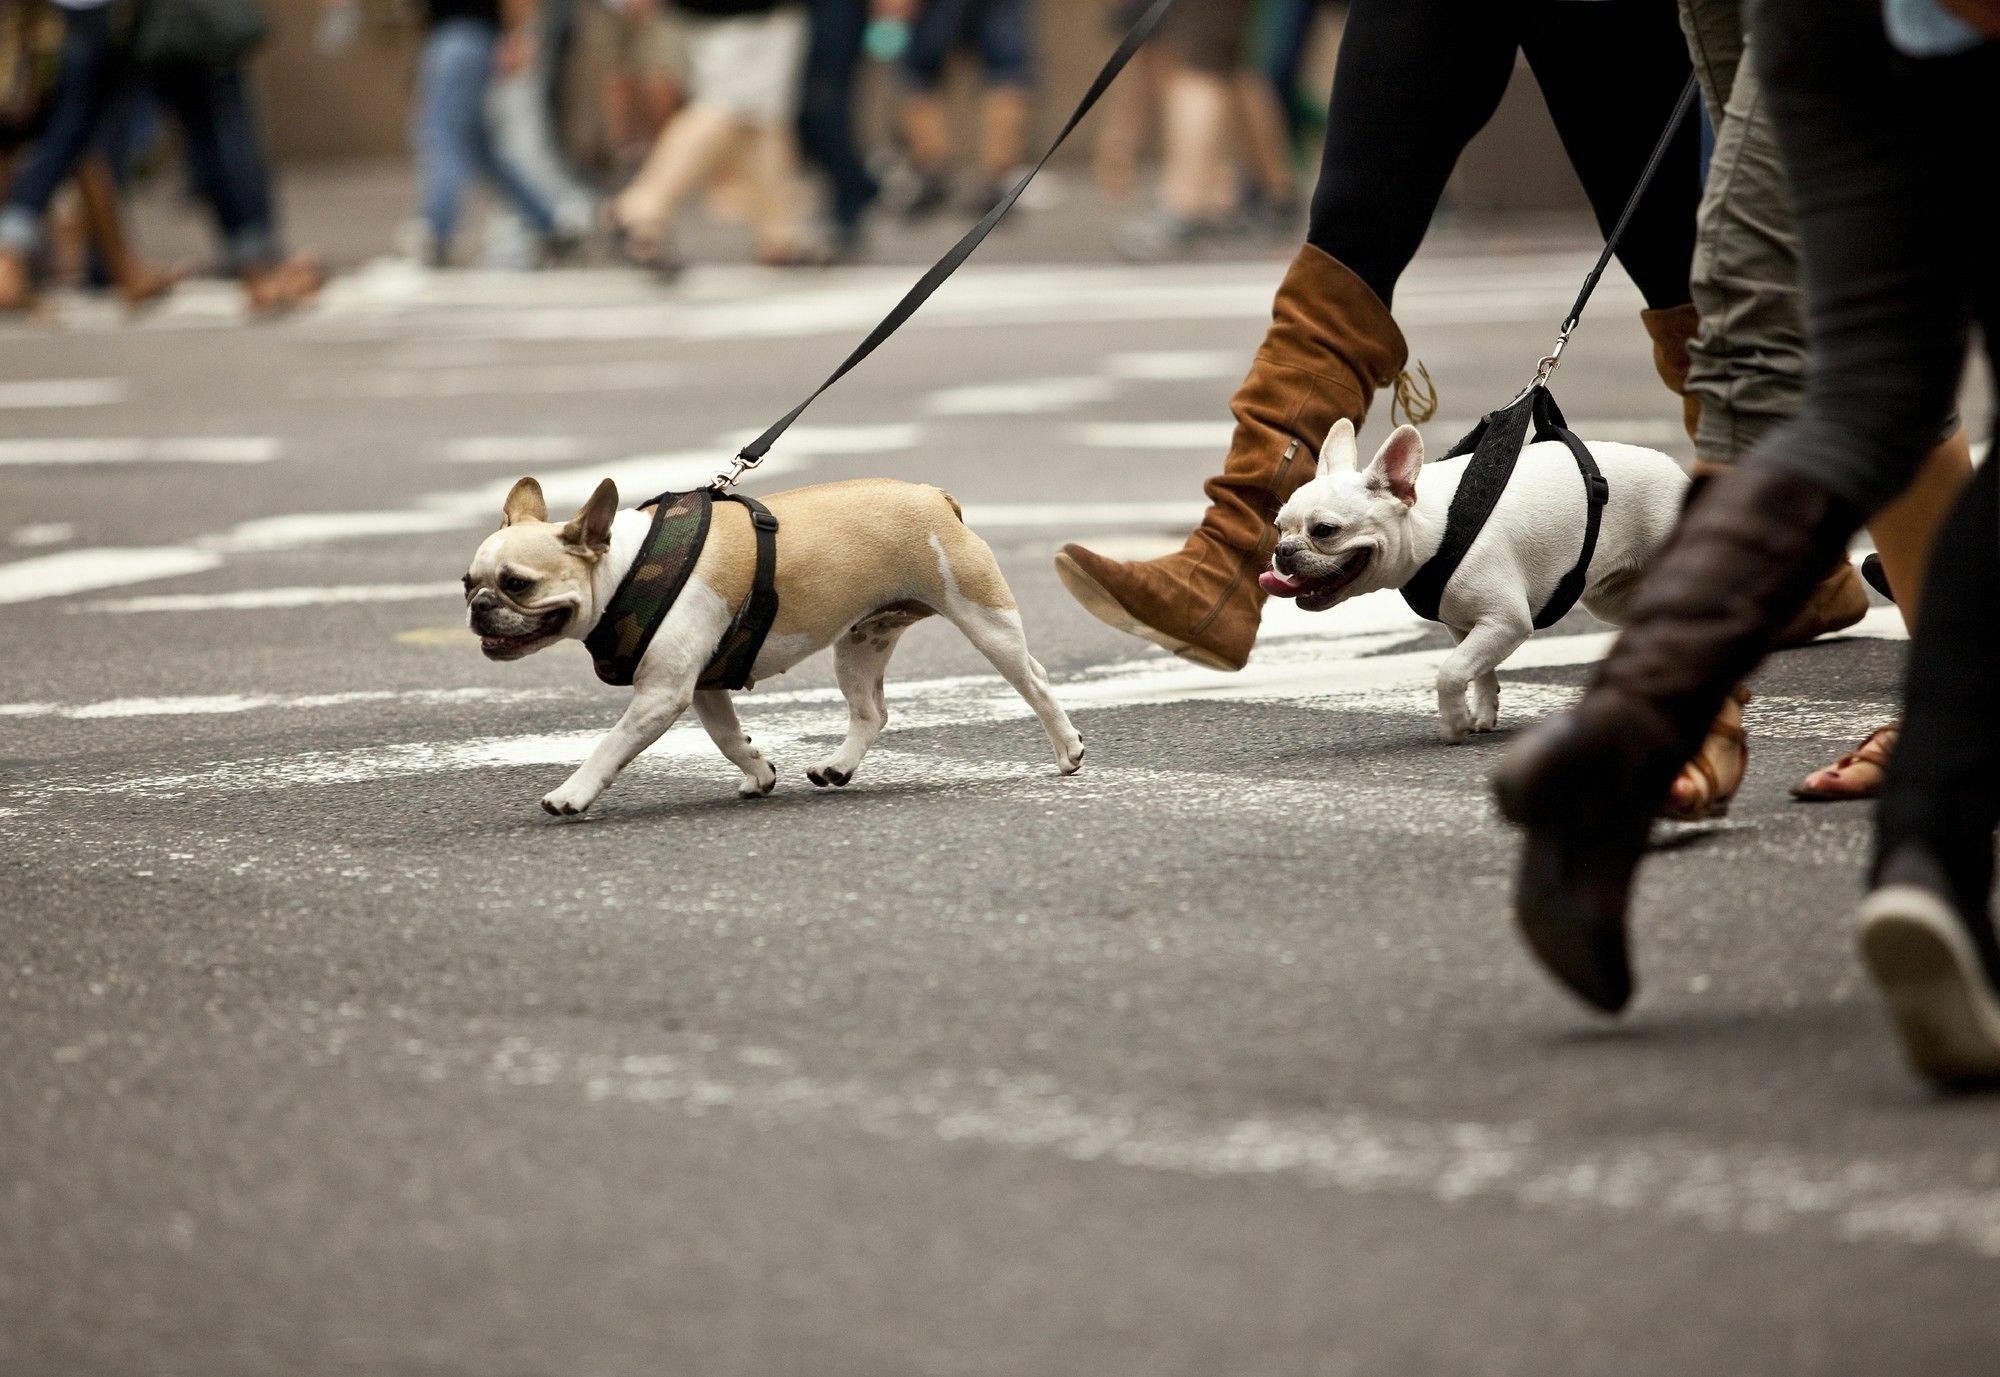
xmin=749 ymin=507 xmax=781 ymax=533
xmin=1585 ymin=472 xmax=1610 ymax=506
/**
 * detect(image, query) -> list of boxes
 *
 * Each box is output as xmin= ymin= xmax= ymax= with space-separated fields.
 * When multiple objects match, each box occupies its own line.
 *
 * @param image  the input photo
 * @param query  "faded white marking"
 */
xmin=0 ymin=378 xmax=127 ymax=409
xmin=1075 ymin=421 xmax=1235 ymax=451
xmin=1104 ymin=350 xmax=1242 ymax=382
xmin=923 ymin=378 xmax=1117 ymax=415
xmin=11 ymin=522 xmax=77 ymax=548
xmin=960 ymin=501 xmax=1204 ymax=529
xmin=440 ymin=436 xmax=590 ymax=465
xmin=0 ymin=687 xmax=557 ymax=721
xmin=0 ymin=547 xmax=222 ymax=604
xmin=0 ymin=437 xmax=279 ymax=466
xmin=455 ymin=1038 xmax=2000 ymax=1259
xmin=75 ymin=582 xmax=460 ymax=614
xmin=294 ymin=360 xmax=676 ymax=401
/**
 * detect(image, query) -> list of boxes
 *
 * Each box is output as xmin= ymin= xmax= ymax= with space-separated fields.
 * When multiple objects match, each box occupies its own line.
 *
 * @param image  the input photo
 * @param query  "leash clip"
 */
xmin=1532 ymin=324 xmax=1575 ymax=389
xmin=709 ymin=450 xmax=760 ymax=492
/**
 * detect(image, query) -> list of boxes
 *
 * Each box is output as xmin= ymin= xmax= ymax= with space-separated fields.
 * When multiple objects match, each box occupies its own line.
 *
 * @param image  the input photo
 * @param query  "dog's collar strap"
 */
xmin=1399 ymin=384 xmax=1608 ymax=631
xmin=586 ymin=490 xmax=714 ymax=687
xmin=584 ymin=489 xmax=783 ymax=691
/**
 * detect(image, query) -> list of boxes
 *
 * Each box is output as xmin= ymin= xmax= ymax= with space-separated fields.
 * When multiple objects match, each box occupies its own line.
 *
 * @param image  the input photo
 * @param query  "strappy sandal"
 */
xmin=1792 ymin=721 xmax=1898 ymax=802
xmin=1662 ymin=686 xmax=1750 ymax=822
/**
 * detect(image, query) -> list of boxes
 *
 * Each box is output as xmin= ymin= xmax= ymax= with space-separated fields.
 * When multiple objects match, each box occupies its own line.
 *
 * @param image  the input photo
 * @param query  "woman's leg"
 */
xmin=0 ymin=4 xmax=122 ymax=300
xmin=1304 ymin=0 xmax=1520 ymax=307
xmin=1519 ymin=0 xmax=1699 ymax=313
xmin=1495 ymin=0 xmax=1983 ymax=1014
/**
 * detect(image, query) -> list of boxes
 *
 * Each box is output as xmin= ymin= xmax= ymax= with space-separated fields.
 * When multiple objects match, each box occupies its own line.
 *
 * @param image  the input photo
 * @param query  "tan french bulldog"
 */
xmin=464 ymin=476 xmax=1085 ymax=816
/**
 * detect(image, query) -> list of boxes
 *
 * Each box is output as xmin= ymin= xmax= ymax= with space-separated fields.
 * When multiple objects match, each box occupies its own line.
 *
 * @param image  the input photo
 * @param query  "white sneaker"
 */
xmin=1859 ymin=872 xmax=2000 ymax=1088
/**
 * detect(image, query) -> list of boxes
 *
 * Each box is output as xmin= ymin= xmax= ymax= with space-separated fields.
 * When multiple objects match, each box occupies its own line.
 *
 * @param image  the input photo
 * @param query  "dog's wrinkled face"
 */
xmin=1262 ymin=419 xmax=1424 ymax=612
xmin=464 ymin=476 xmax=619 ymax=660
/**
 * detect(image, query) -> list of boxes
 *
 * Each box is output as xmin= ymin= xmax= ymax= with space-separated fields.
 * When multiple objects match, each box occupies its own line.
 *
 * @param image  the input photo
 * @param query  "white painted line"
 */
xmin=0 ymin=687 xmax=558 ymax=721
xmin=718 ymin=423 xmax=922 ymax=456
xmin=440 ymin=436 xmax=590 ymax=465
xmin=1075 ymin=422 xmax=1234 ymax=450
xmin=75 ymin=582 xmax=460 ymax=614
xmin=10 ymin=522 xmax=76 ymax=548
xmin=923 ymin=378 xmax=1118 ymax=416
xmin=1104 ymin=350 xmax=1242 ymax=382
xmin=0 ymin=378 xmax=127 ymax=409
xmin=14 ymin=601 xmax=1906 ymax=800
xmin=0 ymin=436 xmax=279 ymax=466
xmin=209 ymin=510 xmax=474 ymax=552
xmin=0 ymin=547 xmax=222 ymax=604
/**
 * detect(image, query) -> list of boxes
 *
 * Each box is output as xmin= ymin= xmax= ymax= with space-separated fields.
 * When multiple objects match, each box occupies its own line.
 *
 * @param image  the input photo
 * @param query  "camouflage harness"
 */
xmin=583 ymin=489 xmax=781 ymax=692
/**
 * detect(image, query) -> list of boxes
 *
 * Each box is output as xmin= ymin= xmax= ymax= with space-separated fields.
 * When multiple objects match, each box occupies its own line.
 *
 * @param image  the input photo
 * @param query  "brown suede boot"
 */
xmin=1640 ymin=303 xmax=1701 ymax=444
xmin=0 ymin=248 xmax=33 ymax=313
xmin=1054 ymin=246 xmax=1406 ymax=670
xmin=1493 ymin=464 xmax=1865 ymax=1013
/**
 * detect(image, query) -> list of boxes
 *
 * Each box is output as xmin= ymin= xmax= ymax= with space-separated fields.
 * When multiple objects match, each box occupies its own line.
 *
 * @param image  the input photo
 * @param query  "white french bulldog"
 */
xmin=465 ymin=476 xmax=1084 ymax=816
xmin=1260 ymin=418 xmax=1687 ymax=743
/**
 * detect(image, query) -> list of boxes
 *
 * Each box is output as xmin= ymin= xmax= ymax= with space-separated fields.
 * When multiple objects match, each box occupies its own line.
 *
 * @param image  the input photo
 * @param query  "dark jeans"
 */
xmin=1305 ymin=0 xmax=1699 ymax=311
xmin=799 ymin=0 xmax=877 ymax=235
xmin=1736 ymin=0 xmax=1999 ymax=911
xmin=0 ymin=4 xmax=283 ymax=271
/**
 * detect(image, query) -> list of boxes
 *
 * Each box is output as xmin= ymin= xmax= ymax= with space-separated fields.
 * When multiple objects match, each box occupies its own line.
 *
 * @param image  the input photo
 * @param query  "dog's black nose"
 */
xmin=469 ymin=590 xmax=500 ymax=615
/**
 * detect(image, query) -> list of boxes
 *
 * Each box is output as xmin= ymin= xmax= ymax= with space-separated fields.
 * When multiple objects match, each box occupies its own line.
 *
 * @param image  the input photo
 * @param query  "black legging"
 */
xmin=1305 ymin=0 xmax=1699 ymax=312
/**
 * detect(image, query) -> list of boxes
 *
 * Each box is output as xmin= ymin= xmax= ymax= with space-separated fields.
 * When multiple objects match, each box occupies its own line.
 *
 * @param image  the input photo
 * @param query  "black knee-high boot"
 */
xmin=1493 ymin=463 xmax=1864 ymax=1012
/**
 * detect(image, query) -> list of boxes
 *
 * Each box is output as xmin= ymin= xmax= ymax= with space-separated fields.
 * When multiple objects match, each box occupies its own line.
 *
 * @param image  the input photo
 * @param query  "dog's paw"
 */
xmin=540 ymin=781 xmax=598 ymax=817
xmin=1471 ymin=705 xmax=1499 ymax=734
xmin=1055 ymin=732 xmax=1084 ymax=775
xmin=738 ymin=761 xmax=778 ymax=798
xmin=806 ymin=764 xmax=852 ymax=789
xmin=1436 ymin=711 xmax=1471 ymax=745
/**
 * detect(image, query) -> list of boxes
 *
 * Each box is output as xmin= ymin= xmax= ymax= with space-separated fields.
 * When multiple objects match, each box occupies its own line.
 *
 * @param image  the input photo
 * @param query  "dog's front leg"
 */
xmin=542 ymin=683 xmax=694 ymax=816
xmin=1437 ymin=619 xmax=1529 ymax=744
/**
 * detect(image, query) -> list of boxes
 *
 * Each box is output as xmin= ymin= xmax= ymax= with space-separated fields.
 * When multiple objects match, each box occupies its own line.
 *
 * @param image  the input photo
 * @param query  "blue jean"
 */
xmin=415 ymin=19 xmax=556 ymax=252
xmin=0 ymin=6 xmax=283 ymax=272
xmin=903 ymin=0 xmax=1035 ymax=90
xmin=799 ymin=0 xmax=878 ymax=234
xmin=0 ymin=4 xmax=121 ymax=253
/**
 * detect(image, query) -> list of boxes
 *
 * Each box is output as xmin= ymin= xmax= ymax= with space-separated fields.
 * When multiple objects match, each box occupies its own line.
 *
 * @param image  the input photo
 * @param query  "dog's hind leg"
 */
xmin=808 ymin=617 xmax=913 ymax=788
xmin=693 ymin=690 xmax=778 ymax=798
xmin=943 ymin=601 xmax=1084 ymax=775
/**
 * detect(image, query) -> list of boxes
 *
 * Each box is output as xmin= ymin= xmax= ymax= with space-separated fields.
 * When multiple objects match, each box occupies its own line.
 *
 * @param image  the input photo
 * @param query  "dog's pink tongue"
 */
xmin=1259 ymin=570 xmax=1309 ymax=598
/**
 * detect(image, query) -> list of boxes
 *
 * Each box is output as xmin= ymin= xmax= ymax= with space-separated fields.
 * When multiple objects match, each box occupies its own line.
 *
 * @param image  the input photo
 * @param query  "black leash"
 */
xmin=709 ymin=0 xmax=1181 ymax=491
xmin=1403 ymin=73 xmax=1699 ymax=628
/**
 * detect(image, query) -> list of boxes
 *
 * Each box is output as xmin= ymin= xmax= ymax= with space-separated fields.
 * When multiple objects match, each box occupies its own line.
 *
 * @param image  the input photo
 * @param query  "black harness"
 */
xmin=583 ymin=489 xmax=781 ymax=691
xmin=1400 ymin=385 xmax=1609 ymax=630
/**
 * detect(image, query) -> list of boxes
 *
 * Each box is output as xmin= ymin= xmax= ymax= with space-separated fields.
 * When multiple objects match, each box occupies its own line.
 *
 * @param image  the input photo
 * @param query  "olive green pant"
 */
xmin=1677 ymin=0 xmax=1806 ymax=463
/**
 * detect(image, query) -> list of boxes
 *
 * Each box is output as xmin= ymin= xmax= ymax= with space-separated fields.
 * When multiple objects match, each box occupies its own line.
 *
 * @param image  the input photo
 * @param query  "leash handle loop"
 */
xmin=713 ymin=0 xmax=1181 ymax=490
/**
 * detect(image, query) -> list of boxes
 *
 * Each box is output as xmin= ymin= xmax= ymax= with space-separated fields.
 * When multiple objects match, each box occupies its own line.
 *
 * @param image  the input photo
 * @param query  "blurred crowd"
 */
xmin=0 ymin=0 xmax=1346 ymax=313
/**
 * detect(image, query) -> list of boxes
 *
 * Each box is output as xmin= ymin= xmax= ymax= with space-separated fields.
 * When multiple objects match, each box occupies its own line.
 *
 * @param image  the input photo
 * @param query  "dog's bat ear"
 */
xmin=560 ymin=478 xmax=619 ymax=556
xmin=1366 ymin=425 xmax=1423 ymax=506
xmin=1321 ymin=417 xmax=1360 ymax=476
xmin=502 ymin=477 xmax=548 ymax=527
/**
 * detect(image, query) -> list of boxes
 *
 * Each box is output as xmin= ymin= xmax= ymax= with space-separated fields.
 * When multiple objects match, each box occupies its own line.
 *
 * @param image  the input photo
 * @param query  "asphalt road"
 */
xmin=3 ymin=240 xmax=1997 ymax=1377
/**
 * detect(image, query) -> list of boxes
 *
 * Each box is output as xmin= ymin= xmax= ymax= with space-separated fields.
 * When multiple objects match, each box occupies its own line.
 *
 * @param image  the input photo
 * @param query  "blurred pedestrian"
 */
xmin=600 ymin=0 xmax=683 ymax=177
xmin=0 ymin=0 xmax=319 ymax=314
xmin=607 ymin=0 xmax=817 ymax=272
xmin=487 ymin=0 xmax=599 ymax=257
xmin=1494 ymin=0 xmax=2000 ymax=1049
xmin=887 ymin=0 xmax=1034 ymax=220
xmin=1116 ymin=0 xmax=1299 ymax=260
xmin=1058 ymin=0 xmax=1699 ymax=675
xmin=798 ymin=0 xmax=878 ymax=258
xmin=412 ymin=0 xmax=566 ymax=267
